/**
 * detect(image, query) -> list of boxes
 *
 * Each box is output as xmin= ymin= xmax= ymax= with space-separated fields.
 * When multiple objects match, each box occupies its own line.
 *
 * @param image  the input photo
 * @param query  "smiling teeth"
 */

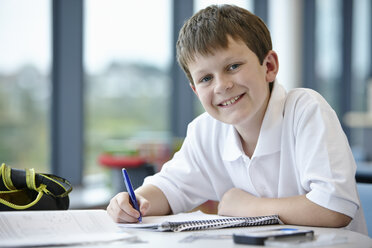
xmin=221 ymin=95 xmax=240 ymax=106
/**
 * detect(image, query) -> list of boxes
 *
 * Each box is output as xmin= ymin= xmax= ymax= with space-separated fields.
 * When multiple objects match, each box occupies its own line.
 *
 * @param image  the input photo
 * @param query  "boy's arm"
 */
xmin=107 ymin=184 xmax=171 ymax=223
xmin=218 ymin=188 xmax=351 ymax=228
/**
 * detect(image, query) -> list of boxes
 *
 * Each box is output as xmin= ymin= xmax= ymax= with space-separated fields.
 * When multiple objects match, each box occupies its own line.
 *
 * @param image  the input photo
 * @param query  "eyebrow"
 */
xmin=190 ymin=51 xmax=245 ymax=77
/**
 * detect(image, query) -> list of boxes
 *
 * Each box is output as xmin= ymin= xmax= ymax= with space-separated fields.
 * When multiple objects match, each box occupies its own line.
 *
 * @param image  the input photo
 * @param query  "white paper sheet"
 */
xmin=0 ymin=209 xmax=133 ymax=247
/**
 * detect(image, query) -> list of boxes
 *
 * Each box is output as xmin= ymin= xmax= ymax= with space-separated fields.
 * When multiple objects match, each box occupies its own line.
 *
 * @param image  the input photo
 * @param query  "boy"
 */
xmin=107 ymin=4 xmax=367 ymax=234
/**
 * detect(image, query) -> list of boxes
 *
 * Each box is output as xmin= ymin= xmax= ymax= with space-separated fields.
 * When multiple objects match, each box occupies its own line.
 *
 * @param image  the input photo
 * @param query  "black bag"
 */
xmin=0 ymin=163 xmax=72 ymax=210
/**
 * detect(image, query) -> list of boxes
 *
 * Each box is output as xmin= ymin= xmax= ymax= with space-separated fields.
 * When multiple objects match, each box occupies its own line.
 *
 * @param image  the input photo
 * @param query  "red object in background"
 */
xmin=98 ymin=154 xmax=146 ymax=169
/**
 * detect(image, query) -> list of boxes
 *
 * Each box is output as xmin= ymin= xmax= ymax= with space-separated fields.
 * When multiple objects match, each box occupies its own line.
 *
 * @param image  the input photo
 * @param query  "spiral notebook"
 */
xmin=119 ymin=211 xmax=281 ymax=232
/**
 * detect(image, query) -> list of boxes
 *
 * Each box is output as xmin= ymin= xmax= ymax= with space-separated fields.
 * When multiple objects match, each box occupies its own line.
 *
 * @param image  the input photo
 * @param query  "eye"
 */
xmin=228 ymin=64 xmax=240 ymax=71
xmin=200 ymin=75 xmax=213 ymax=83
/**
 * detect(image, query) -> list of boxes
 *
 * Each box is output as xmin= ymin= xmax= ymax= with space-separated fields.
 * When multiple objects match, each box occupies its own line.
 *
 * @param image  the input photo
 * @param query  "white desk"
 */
xmin=70 ymin=225 xmax=371 ymax=248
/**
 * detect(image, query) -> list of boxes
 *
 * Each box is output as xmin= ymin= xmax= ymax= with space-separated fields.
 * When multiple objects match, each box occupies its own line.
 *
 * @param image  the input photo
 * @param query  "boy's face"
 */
xmin=188 ymin=37 xmax=278 ymax=129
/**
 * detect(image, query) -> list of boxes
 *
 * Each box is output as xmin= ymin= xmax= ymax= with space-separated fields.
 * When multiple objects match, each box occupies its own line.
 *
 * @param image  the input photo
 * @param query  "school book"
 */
xmin=119 ymin=210 xmax=281 ymax=232
xmin=0 ymin=209 xmax=134 ymax=247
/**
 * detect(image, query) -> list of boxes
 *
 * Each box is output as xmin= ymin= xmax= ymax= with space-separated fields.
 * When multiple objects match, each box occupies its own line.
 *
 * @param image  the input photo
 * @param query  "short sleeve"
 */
xmin=292 ymin=90 xmax=359 ymax=218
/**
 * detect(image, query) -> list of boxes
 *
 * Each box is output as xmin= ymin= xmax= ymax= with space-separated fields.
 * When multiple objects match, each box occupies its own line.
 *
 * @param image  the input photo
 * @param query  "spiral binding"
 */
xmin=160 ymin=215 xmax=280 ymax=232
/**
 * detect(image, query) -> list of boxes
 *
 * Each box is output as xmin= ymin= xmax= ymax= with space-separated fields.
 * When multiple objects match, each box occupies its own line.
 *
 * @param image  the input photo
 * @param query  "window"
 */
xmin=194 ymin=0 xmax=253 ymax=11
xmin=84 ymin=0 xmax=172 ymax=176
xmin=347 ymin=0 xmax=372 ymax=160
xmin=0 ymin=0 xmax=51 ymax=172
xmin=314 ymin=0 xmax=342 ymax=114
xmin=351 ymin=0 xmax=371 ymax=113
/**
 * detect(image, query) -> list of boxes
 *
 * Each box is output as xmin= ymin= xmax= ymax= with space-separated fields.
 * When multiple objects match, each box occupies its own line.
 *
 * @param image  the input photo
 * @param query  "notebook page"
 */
xmin=118 ymin=210 xmax=244 ymax=228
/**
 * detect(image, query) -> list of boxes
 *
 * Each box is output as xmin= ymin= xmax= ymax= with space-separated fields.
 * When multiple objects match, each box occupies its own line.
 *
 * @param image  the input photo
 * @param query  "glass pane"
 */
xmin=194 ymin=0 xmax=253 ymax=12
xmin=84 ymin=0 xmax=172 ymax=177
xmin=315 ymin=0 xmax=342 ymax=114
xmin=0 ymin=0 xmax=51 ymax=172
xmin=347 ymin=0 xmax=372 ymax=160
xmin=351 ymin=0 xmax=371 ymax=112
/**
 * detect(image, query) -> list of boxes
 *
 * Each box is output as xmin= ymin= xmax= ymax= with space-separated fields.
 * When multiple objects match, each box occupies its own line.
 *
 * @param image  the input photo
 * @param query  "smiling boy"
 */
xmin=107 ymin=4 xmax=367 ymax=234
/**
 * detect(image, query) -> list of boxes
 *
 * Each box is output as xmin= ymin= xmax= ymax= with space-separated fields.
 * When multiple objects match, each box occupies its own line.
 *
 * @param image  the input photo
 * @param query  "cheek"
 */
xmin=194 ymin=88 xmax=208 ymax=100
xmin=198 ymin=94 xmax=210 ymax=106
xmin=197 ymin=92 xmax=215 ymax=109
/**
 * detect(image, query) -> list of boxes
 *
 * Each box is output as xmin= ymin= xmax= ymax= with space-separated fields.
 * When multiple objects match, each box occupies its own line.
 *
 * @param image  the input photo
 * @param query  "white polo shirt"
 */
xmin=144 ymin=82 xmax=367 ymax=234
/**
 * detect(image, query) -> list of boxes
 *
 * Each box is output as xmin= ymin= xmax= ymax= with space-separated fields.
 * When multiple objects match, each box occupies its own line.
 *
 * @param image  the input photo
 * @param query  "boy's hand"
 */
xmin=106 ymin=192 xmax=150 ymax=223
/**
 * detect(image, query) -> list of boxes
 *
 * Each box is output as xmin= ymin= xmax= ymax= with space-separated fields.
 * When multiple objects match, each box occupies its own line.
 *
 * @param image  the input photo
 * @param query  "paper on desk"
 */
xmin=0 ymin=209 xmax=134 ymax=247
xmin=118 ymin=210 xmax=236 ymax=229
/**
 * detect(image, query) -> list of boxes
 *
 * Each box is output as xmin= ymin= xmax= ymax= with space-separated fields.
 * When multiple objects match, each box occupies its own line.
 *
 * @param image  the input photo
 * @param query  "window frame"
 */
xmin=51 ymin=0 xmax=84 ymax=185
xmin=51 ymin=0 xmax=270 ymax=185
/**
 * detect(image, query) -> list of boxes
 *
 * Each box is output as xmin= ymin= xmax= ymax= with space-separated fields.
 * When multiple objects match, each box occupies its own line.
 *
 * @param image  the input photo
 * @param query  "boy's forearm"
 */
xmin=135 ymin=184 xmax=171 ymax=216
xmin=218 ymin=188 xmax=351 ymax=228
xmin=259 ymin=194 xmax=351 ymax=227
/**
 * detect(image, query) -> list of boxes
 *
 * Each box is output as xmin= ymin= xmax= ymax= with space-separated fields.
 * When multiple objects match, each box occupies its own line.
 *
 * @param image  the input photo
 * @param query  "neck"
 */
xmin=235 ymin=92 xmax=270 ymax=158
xmin=236 ymin=122 xmax=261 ymax=158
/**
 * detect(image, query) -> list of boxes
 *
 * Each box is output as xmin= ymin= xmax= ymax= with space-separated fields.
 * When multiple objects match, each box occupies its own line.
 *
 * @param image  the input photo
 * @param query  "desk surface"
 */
xmin=71 ymin=225 xmax=371 ymax=248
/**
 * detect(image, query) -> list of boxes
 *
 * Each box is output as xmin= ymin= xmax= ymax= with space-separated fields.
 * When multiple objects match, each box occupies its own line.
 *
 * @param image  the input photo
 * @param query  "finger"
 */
xmin=107 ymin=193 xmax=140 ymax=223
xmin=117 ymin=192 xmax=141 ymax=218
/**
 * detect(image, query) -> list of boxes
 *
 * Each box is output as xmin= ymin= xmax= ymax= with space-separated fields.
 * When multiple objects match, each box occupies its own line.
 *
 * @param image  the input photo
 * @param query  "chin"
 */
xmin=215 ymin=116 xmax=241 ymax=125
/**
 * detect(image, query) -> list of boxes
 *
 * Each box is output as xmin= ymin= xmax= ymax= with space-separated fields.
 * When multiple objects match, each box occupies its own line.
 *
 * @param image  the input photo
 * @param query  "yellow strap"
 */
xmin=36 ymin=183 xmax=53 ymax=197
xmin=2 ymin=163 xmax=16 ymax=190
xmin=41 ymin=174 xmax=72 ymax=197
xmin=26 ymin=168 xmax=37 ymax=191
xmin=2 ymin=164 xmax=71 ymax=199
xmin=0 ymin=186 xmax=46 ymax=210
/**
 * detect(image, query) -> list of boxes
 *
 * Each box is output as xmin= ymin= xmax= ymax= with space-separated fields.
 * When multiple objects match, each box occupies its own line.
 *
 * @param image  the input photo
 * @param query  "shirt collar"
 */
xmin=222 ymin=81 xmax=287 ymax=161
xmin=254 ymin=81 xmax=286 ymax=157
xmin=222 ymin=125 xmax=243 ymax=161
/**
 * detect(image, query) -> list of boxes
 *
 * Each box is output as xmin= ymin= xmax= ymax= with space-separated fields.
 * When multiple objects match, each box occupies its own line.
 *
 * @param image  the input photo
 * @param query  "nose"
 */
xmin=214 ymin=74 xmax=233 ymax=94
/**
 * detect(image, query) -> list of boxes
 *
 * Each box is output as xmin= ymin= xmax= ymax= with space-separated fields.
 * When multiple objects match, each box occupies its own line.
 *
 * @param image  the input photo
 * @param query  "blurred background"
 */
xmin=0 ymin=0 xmax=371 ymax=209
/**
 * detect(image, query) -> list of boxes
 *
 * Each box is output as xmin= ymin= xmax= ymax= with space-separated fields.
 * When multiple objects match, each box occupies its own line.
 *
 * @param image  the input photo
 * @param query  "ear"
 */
xmin=190 ymin=83 xmax=199 ymax=97
xmin=263 ymin=50 xmax=279 ymax=83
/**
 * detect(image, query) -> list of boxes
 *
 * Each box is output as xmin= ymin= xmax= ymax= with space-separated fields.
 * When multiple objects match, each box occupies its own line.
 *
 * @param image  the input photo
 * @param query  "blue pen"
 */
xmin=122 ymin=168 xmax=142 ymax=222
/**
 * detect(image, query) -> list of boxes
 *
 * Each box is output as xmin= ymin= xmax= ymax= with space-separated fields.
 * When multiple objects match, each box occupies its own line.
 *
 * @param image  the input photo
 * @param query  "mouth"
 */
xmin=218 ymin=93 xmax=244 ymax=107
